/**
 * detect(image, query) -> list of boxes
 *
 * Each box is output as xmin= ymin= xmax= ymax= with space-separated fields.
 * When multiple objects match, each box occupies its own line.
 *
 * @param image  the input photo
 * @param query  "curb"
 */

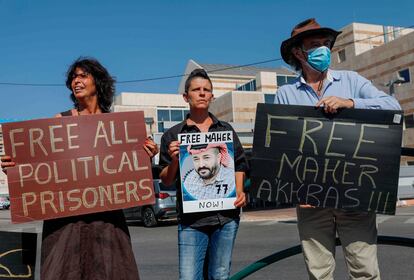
xmin=240 ymin=201 xmax=414 ymax=222
xmin=240 ymin=208 xmax=297 ymax=222
xmin=241 ymin=217 xmax=297 ymax=223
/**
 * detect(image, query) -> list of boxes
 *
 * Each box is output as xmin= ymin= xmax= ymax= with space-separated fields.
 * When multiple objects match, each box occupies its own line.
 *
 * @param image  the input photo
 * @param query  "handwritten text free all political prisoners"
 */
xmin=4 ymin=115 xmax=154 ymax=221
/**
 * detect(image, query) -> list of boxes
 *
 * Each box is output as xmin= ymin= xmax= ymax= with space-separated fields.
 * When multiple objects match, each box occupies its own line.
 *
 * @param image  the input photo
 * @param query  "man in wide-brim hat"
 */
xmin=280 ymin=18 xmax=340 ymax=72
xmin=274 ymin=18 xmax=401 ymax=279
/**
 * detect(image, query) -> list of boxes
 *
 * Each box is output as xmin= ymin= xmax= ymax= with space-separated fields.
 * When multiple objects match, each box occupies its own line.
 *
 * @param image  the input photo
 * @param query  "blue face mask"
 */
xmin=304 ymin=46 xmax=331 ymax=72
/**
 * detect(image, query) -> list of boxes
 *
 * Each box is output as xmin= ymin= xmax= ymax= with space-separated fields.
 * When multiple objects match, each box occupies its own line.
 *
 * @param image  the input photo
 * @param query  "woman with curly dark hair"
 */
xmin=64 ymin=57 xmax=115 ymax=115
xmin=1 ymin=57 xmax=157 ymax=280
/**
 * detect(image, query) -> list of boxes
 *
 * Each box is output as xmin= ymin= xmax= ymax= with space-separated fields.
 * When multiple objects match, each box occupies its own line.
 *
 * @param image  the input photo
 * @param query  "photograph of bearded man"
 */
xmin=181 ymin=143 xmax=235 ymax=200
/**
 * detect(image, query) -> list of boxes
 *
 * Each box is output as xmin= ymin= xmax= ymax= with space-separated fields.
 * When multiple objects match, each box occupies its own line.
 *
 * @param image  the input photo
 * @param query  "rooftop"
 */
xmin=199 ymin=63 xmax=296 ymax=77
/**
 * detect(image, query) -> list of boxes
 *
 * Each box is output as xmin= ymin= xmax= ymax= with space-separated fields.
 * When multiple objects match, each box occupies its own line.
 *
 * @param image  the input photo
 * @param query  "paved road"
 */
xmin=1 ymin=207 xmax=413 ymax=279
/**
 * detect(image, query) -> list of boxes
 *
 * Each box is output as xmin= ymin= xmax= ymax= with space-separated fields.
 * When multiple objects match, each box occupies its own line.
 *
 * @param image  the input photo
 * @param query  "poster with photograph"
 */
xmin=178 ymin=131 xmax=236 ymax=213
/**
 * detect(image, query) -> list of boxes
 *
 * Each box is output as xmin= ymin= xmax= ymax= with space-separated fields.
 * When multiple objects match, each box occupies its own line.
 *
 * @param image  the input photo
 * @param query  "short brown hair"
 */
xmin=184 ymin=69 xmax=213 ymax=94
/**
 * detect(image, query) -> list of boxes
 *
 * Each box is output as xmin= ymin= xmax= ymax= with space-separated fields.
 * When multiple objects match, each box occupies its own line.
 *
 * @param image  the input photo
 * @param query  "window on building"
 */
xmin=0 ymin=135 xmax=3 ymax=155
xmin=398 ymin=68 xmax=410 ymax=83
xmin=157 ymin=109 xmax=170 ymax=122
xmin=0 ymin=132 xmax=3 ymax=156
xmin=287 ymin=76 xmax=296 ymax=84
xmin=264 ymin=94 xmax=275 ymax=104
xmin=393 ymin=27 xmax=402 ymax=39
xmin=277 ymin=75 xmax=286 ymax=86
xmin=338 ymin=49 xmax=346 ymax=63
xmin=383 ymin=26 xmax=390 ymax=43
xmin=170 ymin=110 xmax=183 ymax=121
xmin=404 ymin=114 xmax=414 ymax=128
xmin=157 ymin=108 xmax=189 ymax=132
xmin=158 ymin=122 xmax=165 ymax=133
xmin=236 ymin=80 xmax=257 ymax=91
xmin=276 ymin=75 xmax=297 ymax=86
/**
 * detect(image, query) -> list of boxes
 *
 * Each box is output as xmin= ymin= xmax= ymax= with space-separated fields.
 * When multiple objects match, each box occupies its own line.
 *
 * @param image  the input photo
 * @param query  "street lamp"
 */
xmin=385 ymin=74 xmax=406 ymax=96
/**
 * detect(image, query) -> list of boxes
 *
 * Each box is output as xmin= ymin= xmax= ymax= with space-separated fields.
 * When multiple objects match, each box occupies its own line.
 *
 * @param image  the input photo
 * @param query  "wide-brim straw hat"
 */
xmin=281 ymin=18 xmax=342 ymax=66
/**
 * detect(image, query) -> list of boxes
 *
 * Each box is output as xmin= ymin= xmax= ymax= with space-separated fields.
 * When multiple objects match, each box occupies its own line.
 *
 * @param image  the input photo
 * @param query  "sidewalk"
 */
xmin=241 ymin=207 xmax=296 ymax=222
xmin=241 ymin=199 xmax=414 ymax=222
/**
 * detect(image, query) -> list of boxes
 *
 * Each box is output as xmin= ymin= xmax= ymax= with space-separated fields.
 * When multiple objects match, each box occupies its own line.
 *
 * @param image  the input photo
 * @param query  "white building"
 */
xmin=331 ymin=22 xmax=414 ymax=164
xmin=113 ymin=59 xmax=297 ymax=148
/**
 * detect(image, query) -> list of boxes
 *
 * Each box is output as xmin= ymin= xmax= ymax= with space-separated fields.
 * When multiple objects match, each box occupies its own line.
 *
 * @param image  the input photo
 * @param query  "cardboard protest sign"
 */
xmin=178 ymin=131 xmax=236 ymax=213
xmin=0 ymin=231 xmax=37 ymax=280
xmin=250 ymin=104 xmax=403 ymax=214
xmin=3 ymin=112 xmax=155 ymax=223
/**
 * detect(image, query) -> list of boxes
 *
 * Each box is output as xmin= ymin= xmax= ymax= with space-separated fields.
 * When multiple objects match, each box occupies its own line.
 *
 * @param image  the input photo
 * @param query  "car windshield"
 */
xmin=159 ymin=182 xmax=176 ymax=192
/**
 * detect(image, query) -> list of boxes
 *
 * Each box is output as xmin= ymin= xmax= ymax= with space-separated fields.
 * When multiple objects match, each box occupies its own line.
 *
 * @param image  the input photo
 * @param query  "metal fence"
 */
xmin=230 ymin=235 xmax=414 ymax=280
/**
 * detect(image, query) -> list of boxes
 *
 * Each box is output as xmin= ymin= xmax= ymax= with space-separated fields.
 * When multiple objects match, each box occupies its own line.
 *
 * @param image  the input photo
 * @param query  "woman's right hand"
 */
xmin=168 ymin=141 xmax=180 ymax=162
xmin=143 ymin=137 xmax=159 ymax=158
xmin=1 ymin=155 xmax=15 ymax=174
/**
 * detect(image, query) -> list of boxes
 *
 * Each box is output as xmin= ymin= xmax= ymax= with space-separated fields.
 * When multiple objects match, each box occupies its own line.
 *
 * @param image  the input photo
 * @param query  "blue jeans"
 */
xmin=178 ymin=219 xmax=240 ymax=280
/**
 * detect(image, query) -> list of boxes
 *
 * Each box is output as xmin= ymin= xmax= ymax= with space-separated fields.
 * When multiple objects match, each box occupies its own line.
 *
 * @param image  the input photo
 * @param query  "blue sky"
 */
xmin=0 ymin=0 xmax=413 ymax=120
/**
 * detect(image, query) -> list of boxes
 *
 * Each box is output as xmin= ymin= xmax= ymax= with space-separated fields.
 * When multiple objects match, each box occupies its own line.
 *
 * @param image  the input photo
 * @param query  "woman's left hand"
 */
xmin=143 ymin=137 xmax=159 ymax=158
xmin=234 ymin=191 xmax=247 ymax=208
